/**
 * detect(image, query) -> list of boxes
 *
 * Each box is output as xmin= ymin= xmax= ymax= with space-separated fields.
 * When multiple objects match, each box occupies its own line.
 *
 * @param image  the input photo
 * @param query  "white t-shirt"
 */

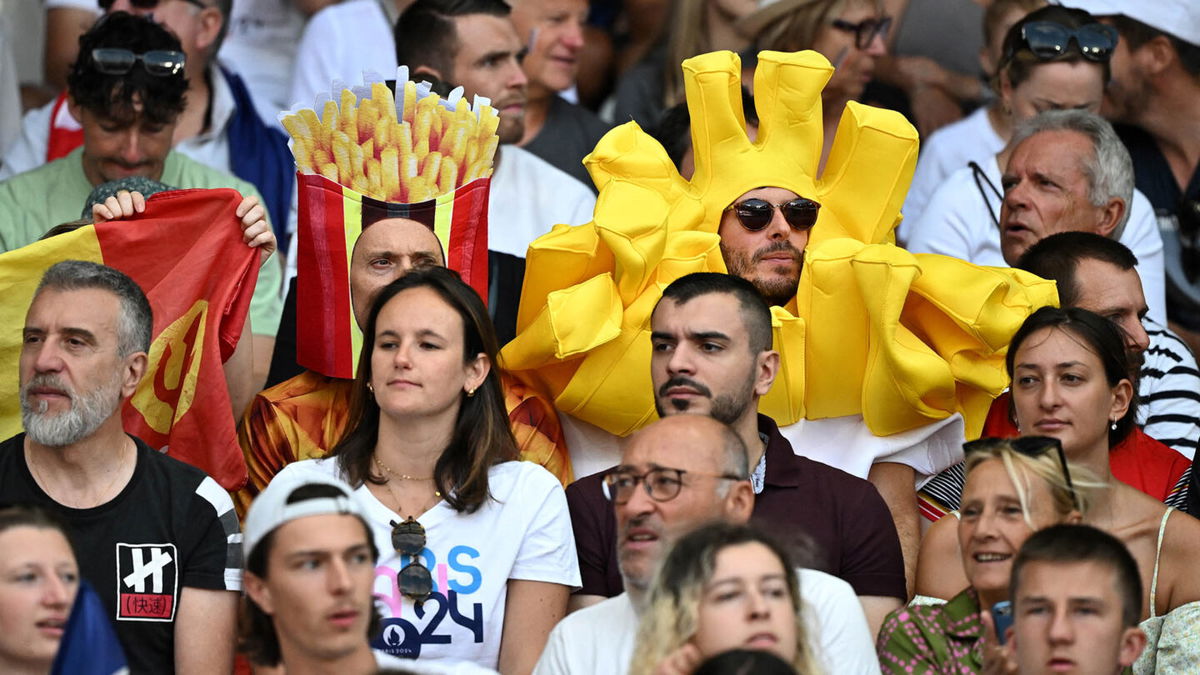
xmin=289 ymin=0 xmax=396 ymax=109
xmin=904 ymin=159 xmax=1168 ymax=324
xmin=533 ymin=569 xmax=882 ymax=675
xmin=274 ymin=457 xmax=581 ymax=670
xmin=901 ymin=106 xmax=1004 ymax=239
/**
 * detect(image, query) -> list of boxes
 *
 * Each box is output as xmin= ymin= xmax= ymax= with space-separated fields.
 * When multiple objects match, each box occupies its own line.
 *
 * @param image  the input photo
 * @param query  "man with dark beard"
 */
xmin=0 ymin=261 xmax=241 ymax=674
xmin=717 ymin=187 xmax=813 ymax=306
xmin=562 ymin=273 xmax=906 ymax=635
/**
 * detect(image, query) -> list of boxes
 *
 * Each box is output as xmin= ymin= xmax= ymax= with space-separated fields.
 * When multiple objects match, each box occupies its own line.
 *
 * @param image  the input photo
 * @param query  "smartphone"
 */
xmin=992 ymin=600 xmax=1014 ymax=645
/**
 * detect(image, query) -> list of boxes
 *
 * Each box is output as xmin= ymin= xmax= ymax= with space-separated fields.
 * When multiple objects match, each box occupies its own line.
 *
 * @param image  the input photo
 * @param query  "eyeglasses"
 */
xmin=602 ymin=467 xmax=744 ymax=504
xmin=1008 ymin=21 xmax=1118 ymax=64
xmin=389 ymin=516 xmax=432 ymax=607
xmin=724 ymin=197 xmax=821 ymax=232
xmin=963 ymin=435 xmax=1078 ymax=510
xmin=98 ymin=0 xmax=207 ymax=10
xmin=830 ymin=16 xmax=892 ymax=50
xmin=91 ymin=48 xmax=187 ymax=77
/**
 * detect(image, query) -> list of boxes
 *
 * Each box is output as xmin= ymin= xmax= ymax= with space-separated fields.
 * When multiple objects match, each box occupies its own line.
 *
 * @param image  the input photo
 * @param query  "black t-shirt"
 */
xmin=1116 ymin=123 xmax=1200 ymax=211
xmin=0 ymin=434 xmax=241 ymax=674
xmin=567 ymin=415 xmax=908 ymax=601
xmin=523 ymin=96 xmax=610 ymax=192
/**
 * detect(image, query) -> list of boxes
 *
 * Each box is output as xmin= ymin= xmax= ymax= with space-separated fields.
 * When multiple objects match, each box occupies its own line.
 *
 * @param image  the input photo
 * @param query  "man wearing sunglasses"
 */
xmin=564 ymin=273 xmax=905 ymax=637
xmin=536 ymin=414 xmax=881 ymax=675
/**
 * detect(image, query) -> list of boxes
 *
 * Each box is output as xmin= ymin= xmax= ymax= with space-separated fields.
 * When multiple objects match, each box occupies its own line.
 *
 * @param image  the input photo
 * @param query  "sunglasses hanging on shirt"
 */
xmin=390 ymin=516 xmax=433 ymax=607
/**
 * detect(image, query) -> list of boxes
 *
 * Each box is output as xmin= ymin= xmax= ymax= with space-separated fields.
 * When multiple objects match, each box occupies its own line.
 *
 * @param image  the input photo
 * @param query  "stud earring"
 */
xmin=467 ymin=387 xmax=477 ymax=398
xmin=367 ymin=382 xmax=375 ymax=393
xmin=1110 ymin=420 xmax=1118 ymax=431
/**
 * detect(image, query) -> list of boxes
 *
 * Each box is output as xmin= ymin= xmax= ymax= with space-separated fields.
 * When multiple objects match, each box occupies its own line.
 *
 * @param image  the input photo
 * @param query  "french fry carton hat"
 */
xmin=501 ymin=50 xmax=1058 ymax=440
xmin=282 ymin=69 xmax=498 ymax=378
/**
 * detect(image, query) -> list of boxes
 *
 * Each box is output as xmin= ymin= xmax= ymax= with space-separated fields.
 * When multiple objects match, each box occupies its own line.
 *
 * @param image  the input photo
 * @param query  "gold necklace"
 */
xmin=374 ymin=455 xmax=442 ymax=498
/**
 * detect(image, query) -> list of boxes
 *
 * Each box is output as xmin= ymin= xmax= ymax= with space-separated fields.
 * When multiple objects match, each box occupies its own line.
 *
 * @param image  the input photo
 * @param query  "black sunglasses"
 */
xmin=830 ymin=16 xmax=892 ymax=50
xmin=390 ymin=517 xmax=432 ymax=607
xmin=91 ymin=48 xmax=186 ymax=77
xmin=1009 ymin=21 xmax=1118 ymax=64
xmin=99 ymin=0 xmax=207 ymax=10
xmin=724 ymin=197 xmax=820 ymax=232
xmin=963 ymin=435 xmax=1078 ymax=510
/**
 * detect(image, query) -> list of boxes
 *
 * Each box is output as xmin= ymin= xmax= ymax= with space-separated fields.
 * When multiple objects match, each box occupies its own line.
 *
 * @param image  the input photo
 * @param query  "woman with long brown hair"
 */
xmin=270 ymin=267 xmax=579 ymax=674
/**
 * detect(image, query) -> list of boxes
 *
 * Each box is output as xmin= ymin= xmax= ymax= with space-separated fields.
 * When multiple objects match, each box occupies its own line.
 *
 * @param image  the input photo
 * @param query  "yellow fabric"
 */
xmin=500 ymin=50 xmax=1058 ymax=440
xmin=0 ymin=228 xmax=104 ymax=439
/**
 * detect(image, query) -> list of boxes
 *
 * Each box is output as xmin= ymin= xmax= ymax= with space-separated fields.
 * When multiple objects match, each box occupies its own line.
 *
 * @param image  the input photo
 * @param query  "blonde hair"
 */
xmin=751 ymin=0 xmax=881 ymax=54
xmin=629 ymin=523 xmax=821 ymax=675
xmin=963 ymin=442 xmax=1100 ymax=528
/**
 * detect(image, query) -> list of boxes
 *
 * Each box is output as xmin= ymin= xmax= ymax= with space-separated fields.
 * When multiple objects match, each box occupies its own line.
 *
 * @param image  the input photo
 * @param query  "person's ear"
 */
xmin=1139 ymin=34 xmax=1175 ymax=78
xmin=121 ymin=351 xmax=148 ymax=398
xmin=463 ymin=353 xmax=490 ymax=396
xmin=754 ymin=350 xmax=779 ymax=398
xmin=1109 ymin=378 xmax=1133 ymax=424
xmin=1118 ymin=626 xmax=1148 ymax=667
xmin=1094 ymin=198 xmax=1126 ymax=239
xmin=194 ymin=7 xmax=224 ymax=56
xmin=998 ymin=70 xmax=1015 ymax=113
xmin=243 ymin=571 xmax=274 ymax=615
xmin=724 ymin=480 xmax=754 ymax=523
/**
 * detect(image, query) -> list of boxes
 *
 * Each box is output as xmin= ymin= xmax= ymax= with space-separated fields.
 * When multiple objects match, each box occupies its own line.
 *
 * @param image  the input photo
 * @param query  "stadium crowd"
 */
xmin=0 ymin=0 xmax=1197 ymax=673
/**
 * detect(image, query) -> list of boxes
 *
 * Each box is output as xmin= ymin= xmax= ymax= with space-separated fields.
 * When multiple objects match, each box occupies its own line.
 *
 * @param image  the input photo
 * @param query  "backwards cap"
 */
xmin=243 ymin=470 xmax=367 ymax=560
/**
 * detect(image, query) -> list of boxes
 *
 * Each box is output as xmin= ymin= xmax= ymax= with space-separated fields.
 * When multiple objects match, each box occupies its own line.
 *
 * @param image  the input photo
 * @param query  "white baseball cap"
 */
xmin=1057 ymin=0 xmax=1200 ymax=47
xmin=243 ymin=470 xmax=368 ymax=560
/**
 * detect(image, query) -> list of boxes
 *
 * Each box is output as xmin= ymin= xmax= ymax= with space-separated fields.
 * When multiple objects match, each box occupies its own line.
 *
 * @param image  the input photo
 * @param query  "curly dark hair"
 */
xmin=67 ymin=12 xmax=188 ymax=127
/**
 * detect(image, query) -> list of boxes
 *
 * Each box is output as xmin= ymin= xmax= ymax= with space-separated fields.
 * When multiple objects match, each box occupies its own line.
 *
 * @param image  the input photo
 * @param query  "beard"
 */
xmin=654 ymin=374 xmax=756 ymax=425
xmin=21 ymin=372 xmax=124 ymax=447
xmin=720 ymin=240 xmax=803 ymax=306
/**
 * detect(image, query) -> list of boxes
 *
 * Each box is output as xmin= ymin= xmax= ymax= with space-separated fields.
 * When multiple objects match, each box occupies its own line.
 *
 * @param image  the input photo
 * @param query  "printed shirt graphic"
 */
xmin=275 ymin=458 xmax=580 ymax=668
xmin=0 ymin=434 xmax=241 ymax=674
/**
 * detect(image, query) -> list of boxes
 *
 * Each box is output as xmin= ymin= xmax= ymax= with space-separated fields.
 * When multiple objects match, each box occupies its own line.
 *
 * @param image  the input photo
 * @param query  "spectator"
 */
xmin=908 ymin=108 xmax=1167 ymax=325
xmin=1056 ymin=1 xmax=1200 ymax=360
xmin=919 ymin=233 xmax=1195 ymax=519
xmin=919 ymin=307 xmax=1200 ymax=626
xmin=899 ymin=0 xmax=1043 ymax=228
xmin=566 ymin=273 xmax=905 ymax=635
xmin=0 ymin=505 xmax=79 ymax=674
xmin=8 ymin=0 xmax=295 ymax=261
xmin=0 ymin=260 xmax=241 ymax=673
xmin=739 ymin=0 xmax=889 ymax=172
xmin=241 ymin=471 xmax=415 ymax=672
xmin=1007 ymin=525 xmax=1149 ymax=674
xmin=270 ymin=267 xmax=578 ymax=671
xmin=628 ymin=524 xmax=820 ymax=675
xmin=508 ymin=0 xmax=611 ymax=187
xmin=879 ymin=437 xmax=1086 ymax=673
xmin=288 ymin=0 xmax=404 ymax=111
xmin=534 ymin=415 xmax=880 ymax=675
xmin=0 ymin=13 xmax=284 ymax=393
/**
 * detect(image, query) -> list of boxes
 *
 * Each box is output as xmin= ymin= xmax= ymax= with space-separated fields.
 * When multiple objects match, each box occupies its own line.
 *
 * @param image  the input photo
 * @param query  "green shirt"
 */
xmin=0 ymin=147 xmax=283 ymax=336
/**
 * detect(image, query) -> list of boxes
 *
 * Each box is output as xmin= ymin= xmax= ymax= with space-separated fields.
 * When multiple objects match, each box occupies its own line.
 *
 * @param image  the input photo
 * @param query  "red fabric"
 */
xmin=46 ymin=92 xmax=83 ymax=162
xmin=983 ymin=393 xmax=1189 ymax=502
xmin=99 ymin=189 xmax=259 ymax=490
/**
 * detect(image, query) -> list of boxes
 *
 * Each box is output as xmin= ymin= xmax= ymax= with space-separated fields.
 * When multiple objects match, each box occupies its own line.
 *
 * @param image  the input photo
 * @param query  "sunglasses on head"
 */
xmin=91 ymin=48 xmax=186 ymax=77
xmin=1009 ymin=21 xmax=1118 ymax=64
xmin=724 ymin=197 xmax=820 ymax=232
xmin=390 ymin=516 xmax=432 ymax=607
xmin=98 ymin=0 xmax=207 ymax=10
xmin=830 ymin=16 xmax=893 ymax=50
xmin=963 ymin=435 xmax=1079 ymax=510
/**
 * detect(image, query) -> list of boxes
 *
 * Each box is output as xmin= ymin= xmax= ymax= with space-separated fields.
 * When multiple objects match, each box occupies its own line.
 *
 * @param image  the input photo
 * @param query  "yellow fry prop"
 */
xmin=501 ymin=50 xmax=1057 ymax=439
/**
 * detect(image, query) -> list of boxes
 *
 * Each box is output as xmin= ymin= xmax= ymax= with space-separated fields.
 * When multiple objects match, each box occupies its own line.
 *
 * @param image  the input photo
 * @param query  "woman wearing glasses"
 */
xmin=740 ymin=0 xmax=890 ymax=172
xmin=918 ymin=308 xmax=1200 ymax=669
xmin=877 ymin=437 xmax=1086 ymax=673
xmin=270 ymin=267 xmax=579 ymax=674
xmin=629 ymin=523 xmax=820 ymax=675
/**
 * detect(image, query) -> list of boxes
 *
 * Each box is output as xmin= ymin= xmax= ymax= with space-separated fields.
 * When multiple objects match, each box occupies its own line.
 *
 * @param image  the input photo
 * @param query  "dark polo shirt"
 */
xmin=566 ymin=414 xmax=907 ymax=600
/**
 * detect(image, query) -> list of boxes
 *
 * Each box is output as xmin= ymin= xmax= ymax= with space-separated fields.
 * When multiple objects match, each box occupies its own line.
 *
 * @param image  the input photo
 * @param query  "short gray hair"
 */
xmin=36 ymin=261 xmax=152 ymax=357
xmin=1009 ymin=110 xmax=1135 ymax=234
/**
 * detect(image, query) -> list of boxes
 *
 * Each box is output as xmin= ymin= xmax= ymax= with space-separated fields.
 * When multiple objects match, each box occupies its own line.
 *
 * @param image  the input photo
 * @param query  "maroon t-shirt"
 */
xmin=567 ymin=414 xmax=907 ymax=600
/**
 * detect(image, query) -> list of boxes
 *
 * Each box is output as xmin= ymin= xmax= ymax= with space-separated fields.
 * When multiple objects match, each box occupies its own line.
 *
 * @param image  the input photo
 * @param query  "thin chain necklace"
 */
xmin=27 ymin=437 xmax=133 ymax=509
xmin=374 ymin=455 xmax=442 ymax=520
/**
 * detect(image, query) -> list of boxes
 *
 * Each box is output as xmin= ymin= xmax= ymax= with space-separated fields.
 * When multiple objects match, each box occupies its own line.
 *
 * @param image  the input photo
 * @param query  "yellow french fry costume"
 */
xmin=501 ymin=50 xmax=1056 ymax=469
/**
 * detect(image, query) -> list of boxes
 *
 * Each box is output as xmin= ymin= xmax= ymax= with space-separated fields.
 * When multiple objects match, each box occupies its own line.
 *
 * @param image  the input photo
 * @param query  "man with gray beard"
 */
xmin=0 ymin=260 xmax=242 ymax=674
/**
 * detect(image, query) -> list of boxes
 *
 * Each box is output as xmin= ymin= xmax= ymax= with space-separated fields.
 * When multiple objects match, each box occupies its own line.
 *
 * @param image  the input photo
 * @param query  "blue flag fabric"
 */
xmin=51 ymin=579 xmax=129 ymax=675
